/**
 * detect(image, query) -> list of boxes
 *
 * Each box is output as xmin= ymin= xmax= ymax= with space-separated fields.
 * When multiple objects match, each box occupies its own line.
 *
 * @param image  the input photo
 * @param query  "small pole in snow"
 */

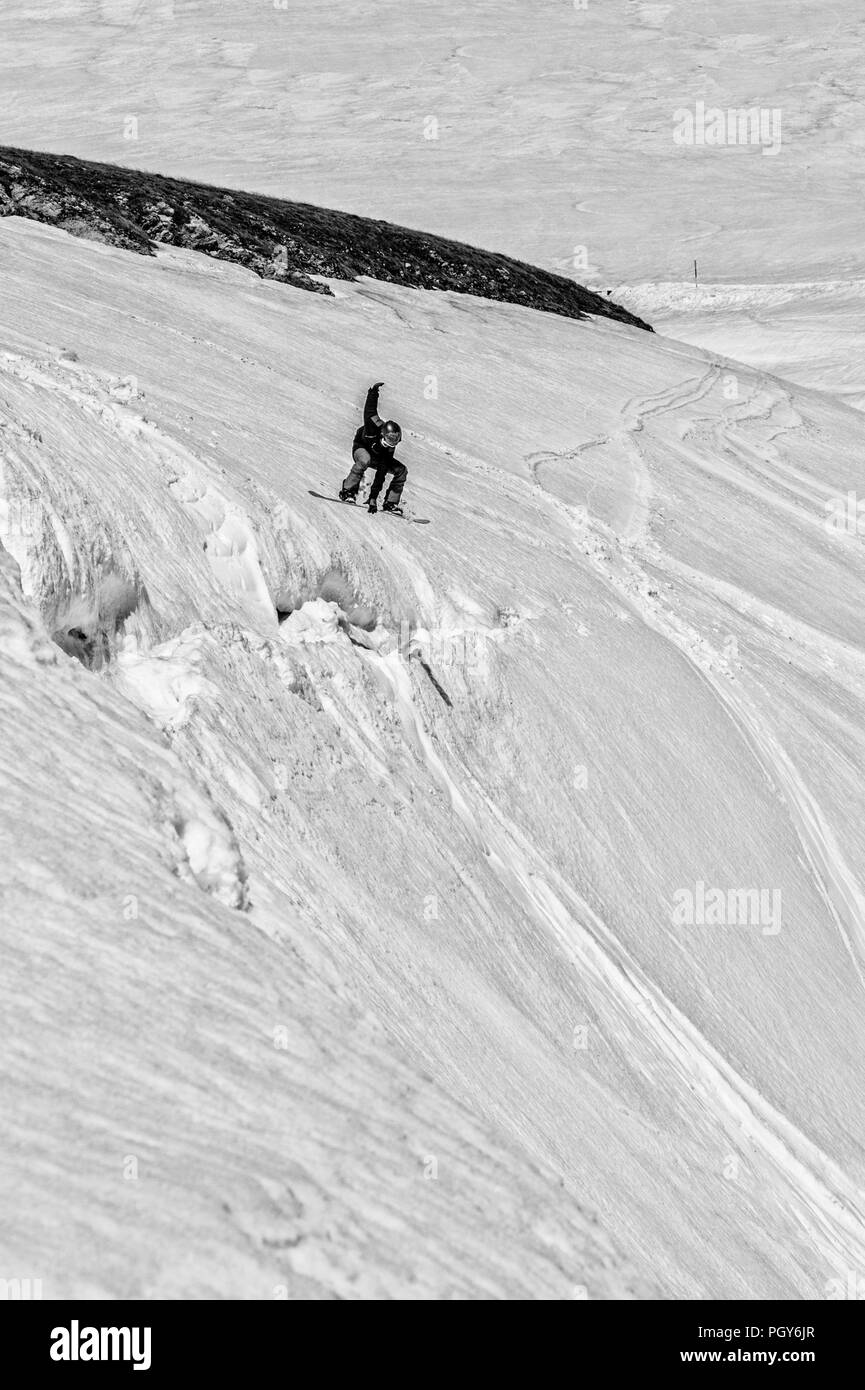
xmin=694 ymin=258 xmax=698 ymax=288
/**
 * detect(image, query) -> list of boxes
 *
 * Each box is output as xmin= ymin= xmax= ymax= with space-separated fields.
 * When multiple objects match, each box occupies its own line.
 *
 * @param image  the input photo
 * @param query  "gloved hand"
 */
xmin=372 ymin=381 xmax=384 ymax=389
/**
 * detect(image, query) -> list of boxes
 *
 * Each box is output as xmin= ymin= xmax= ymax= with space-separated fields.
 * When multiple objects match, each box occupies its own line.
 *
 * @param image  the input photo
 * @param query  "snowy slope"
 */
xmin=3 ymin=216 xmax=865 ymax=1297
xmin=612 ymin=280 xmax=865 ymax=414
xmin=1 ymin=1 xmax=863 ymax=284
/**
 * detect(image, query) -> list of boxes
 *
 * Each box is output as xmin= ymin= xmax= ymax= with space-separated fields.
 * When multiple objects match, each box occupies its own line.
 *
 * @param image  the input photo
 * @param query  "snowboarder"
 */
xmin=340 ymin=382 xmax=408 ymax=513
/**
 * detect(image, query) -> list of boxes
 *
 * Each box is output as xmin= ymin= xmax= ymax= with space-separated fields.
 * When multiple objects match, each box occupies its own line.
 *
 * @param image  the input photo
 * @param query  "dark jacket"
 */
xmin=353 ymin=385 xmax=400 ymax=467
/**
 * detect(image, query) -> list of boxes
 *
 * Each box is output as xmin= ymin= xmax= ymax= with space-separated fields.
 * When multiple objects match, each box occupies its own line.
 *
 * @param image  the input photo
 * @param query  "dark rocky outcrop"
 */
xmin=0 ymin=146 xmax=652 ymax=331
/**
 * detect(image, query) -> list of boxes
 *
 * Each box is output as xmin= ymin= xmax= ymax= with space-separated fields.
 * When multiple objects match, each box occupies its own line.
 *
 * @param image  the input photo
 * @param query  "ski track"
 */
xmin=433 ymin=361 xmax=865 ymax=1012
xmin=388 ymin=366 xmax=865 ymax=1272
xmin=364 ymin=554 xmax=865 ymax=1277
xmin=561 ymin=370 xmax=865 ymax=995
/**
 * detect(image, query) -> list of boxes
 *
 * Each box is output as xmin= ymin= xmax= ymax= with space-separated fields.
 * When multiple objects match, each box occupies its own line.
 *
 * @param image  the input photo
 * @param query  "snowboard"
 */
xmin=308 ymin=491 xmax=430 ymax=524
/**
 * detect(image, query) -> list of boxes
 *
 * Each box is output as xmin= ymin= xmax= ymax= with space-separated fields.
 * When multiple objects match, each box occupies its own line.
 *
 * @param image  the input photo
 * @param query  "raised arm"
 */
xmin=364 ymin=381 xmax=385 ymax=430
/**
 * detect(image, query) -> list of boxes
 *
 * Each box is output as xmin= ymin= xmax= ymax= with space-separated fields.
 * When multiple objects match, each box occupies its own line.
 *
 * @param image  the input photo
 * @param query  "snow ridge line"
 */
xmin=166 ymin=469 xmax=277 ymax=628
xmin=0 ymin=347 xmax=277 ymax=630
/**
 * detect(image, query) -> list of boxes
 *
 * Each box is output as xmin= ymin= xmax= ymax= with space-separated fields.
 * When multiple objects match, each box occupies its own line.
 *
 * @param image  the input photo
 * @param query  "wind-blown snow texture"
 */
xmin=1 ymin=0 xmax=862 ymax=284
xmin=2 ymin=0 xmax=865 ymax=1302
xmin=2 ymin=216 xmax=865 ymax=1298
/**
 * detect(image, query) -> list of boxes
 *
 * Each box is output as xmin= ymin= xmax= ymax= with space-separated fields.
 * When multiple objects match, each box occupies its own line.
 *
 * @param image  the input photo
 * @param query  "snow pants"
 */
xmin=342 ymin=447 xmax=408 ymax=505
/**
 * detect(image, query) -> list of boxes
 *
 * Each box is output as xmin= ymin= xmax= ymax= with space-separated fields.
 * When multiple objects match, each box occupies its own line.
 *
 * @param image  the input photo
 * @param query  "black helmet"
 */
xmin=380 ymin=420 xmax=402 ymax=448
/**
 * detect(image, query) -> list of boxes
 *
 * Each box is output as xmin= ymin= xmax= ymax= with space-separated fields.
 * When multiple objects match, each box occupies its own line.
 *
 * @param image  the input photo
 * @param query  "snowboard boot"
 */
xmin=383 ymin=500 xmax=404 ymax=516
xmin=367 ymin=499 xmax=378 ymax=513
xmin=339 ymin=489 xmax=357 ymax=504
